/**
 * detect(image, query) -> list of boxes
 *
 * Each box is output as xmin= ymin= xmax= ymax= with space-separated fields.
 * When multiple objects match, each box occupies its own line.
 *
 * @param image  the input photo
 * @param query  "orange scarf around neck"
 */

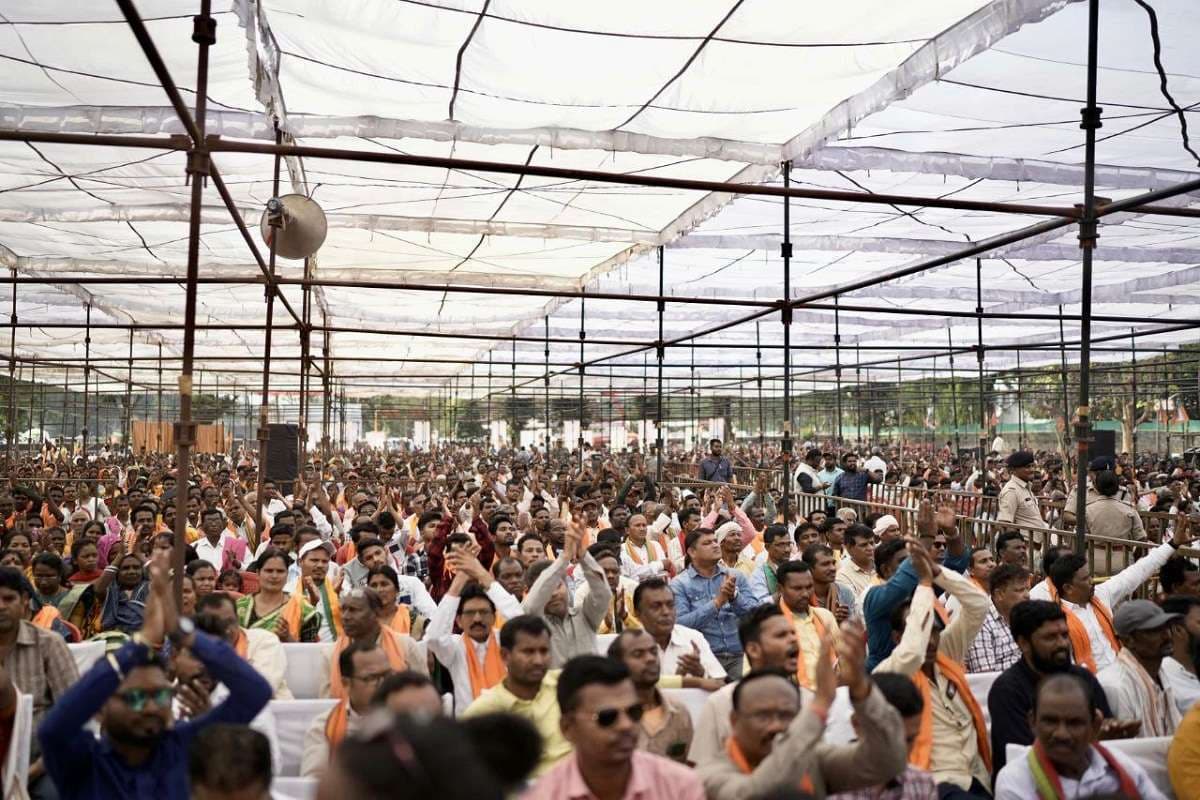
xmin=911 ymin=655 xmax=992 ymax=773
xmin=324 ymin=699 xmax=350 ymax=748
xmin=384 ymin=604 xmax=412 ymax=635
xmin=463 ymin=632 xmax=505 ymax=699
xmin=329 ymin=630 xmax=408 ymax=699
xmin=726 ymin=736 xmax=814 ymax=793
xmin=234 ymin=628 xmax=249 ymax=658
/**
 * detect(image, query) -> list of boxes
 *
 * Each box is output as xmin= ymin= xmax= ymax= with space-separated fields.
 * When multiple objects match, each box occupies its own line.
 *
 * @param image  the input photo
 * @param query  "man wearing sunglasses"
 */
xmin=524 ymin=655 xmax=705 ymax=800
xmin=37 ymin=551 xmax=272 ymax=800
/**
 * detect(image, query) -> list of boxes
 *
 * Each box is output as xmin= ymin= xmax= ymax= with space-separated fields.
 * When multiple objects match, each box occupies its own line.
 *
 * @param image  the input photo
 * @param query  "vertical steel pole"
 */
xmin=896 ymin=358 xmax=903 ymax=447
xmin=26 ymin=364 xmax=35 ymax=458
xmin=976 ymin=258 xmax=987 ymax=463
xmin=755 ymin=321 xmax=765 ymax=467
xmin=82 ymin=303 xmax=91 ymax=460
xmin=125 ymin=330 xmax=134 ymax=453
xmin=578 ymin=293 xmax=586 ymax=469
xmin=781 ymin=160 xmax=793 ymax=520
xmin=510 ymin=337 xmax=516 ymax=446
xmin=322 ymin=315 xmax=331 ymax=459
xmin=855 ymin=344 xmax=862 ymax=447
xmin=834 ymin=297 xmax=843 ymax=446
xmin=5 ymin=267 xmax=15 ymax=464
xmin=1130 ymin=330 xmax=1138 ymax=463
xmin=544 ymin=316 xmax=551 ymax=451
xmin=486 ymin=349 xmax=493 ymax=450
xmin=156 ymin=342 xmax=163 ymax=452
xmin=256 ymin=124 xmax=284 ymax=535
xmin=1059 ymin=306 xmax=1071 ymax=457
xmin=1072 ymin=0 xmax=1102 ymax=553
xmin=690 ymin=344 xmax=697 ymax=453
xmin=172 ymin=0 xmax=215 ymax=602
xmin=1017 ymin=349 xmax=1025 ymax=449
xmin=655 ymin=246 xmax=665 ymax=484
xmin=948 ymin=326 xmax=960 ymax=454
xmin=298 ymin=256 xmax=312 ymax=456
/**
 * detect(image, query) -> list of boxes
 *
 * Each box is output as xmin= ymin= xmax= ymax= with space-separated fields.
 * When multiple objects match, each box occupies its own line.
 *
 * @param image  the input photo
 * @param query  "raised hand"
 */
xmin=836 ymin=619 xmax=871 ymax=701
xmin=935 ymin=503 xmax=958 ymax=537
xmin=915 ymin=499 xmax=936 ymax=538
xmin=813 ymin=629 xmax=838 ymax=708
xmin=676 ymin=641 xmax=704 ymax=677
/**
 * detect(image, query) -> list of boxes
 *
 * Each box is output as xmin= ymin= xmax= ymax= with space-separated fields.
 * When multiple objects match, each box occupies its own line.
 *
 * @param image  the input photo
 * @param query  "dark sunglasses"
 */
xmin=116 ymin=687 xmax=175 ymax=712
xmin=591 ymin=703 xmax=644 ymax=728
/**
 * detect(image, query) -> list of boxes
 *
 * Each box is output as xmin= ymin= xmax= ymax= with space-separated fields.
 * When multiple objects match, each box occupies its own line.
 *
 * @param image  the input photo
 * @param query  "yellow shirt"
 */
xmin=462 ymin=669 xmax=571 ymax=776
xmin=791 ymin=606 xmax=838 ymax=688
xmin=1170 ymin=702 xmax=1200 ymax=800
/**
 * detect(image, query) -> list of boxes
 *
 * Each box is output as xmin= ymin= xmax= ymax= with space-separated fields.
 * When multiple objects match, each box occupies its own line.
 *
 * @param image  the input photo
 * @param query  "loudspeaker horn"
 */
xmin=259 ymin=194 xmax=327 ymax=260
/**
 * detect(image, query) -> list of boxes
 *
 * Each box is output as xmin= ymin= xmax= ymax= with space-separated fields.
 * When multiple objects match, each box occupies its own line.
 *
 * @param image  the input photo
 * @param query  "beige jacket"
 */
xmin=243 ymin=626 xmax=292 ymax=700
xmin=696 ymin=684 xmax=907 ymax=800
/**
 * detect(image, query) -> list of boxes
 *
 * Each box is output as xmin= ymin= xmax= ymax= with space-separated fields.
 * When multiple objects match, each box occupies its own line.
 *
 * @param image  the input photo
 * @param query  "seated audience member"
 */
xmin=1045 ymin=516 xmax=1192 ymax=673
xmin=187 ymin=724 xmax=274 ymax=800
xmin=632 ymin=577 xmax=726 ymax=686
xmin=993 ymin=673 xmax=1167 ymax=800
xmin=834 ymin=524 xmax=876 ymax=602
xmin=37 ymin=552 xmax=272 ymax=799
xmin=193 ymin=591 xmax=292 ymax=699
xmin=873 ymin=541 xmax=992 ymax=799
xmin=697 ymin=621 xmax=907 ymax=799
xmin=775 ymin=559 xmax=839 ymax=692
xmin=522 ymin=519 xmax=612 ymax=666
xmin=370 ymin=670 xmax=444 ymax=717
xmin=964 ymin=563 xmax=1030 ymax=673
xmin=607 ymin=629 xmax=694 ymax=761
xmin=689 ymin=603 xmax=802 ymax=764
xmin=315 ymin=712 xmax=509 ymax=800
xmin=302 ymin=639 xmax=396 ymax=777
xmin=1161 ymin=594 xmax=1200 ymax=714
xmin=747 ymin=525 xmax=793 ymax=600
xmin=321 ymin=587 xmax=426 ymax=698
xmin=987 ymin=600 xmax=1124 ymax=775
xmin=462 ymin=615 xmax=572 ymax=777
xmin=577 ymin=543 xmax=640 ymax=634
xmin=827 ymin=671 xmax=938 ymax=800
xmin=1097 ymin=599 xmax=1184 ymax=737
xmin=523 ymin=655 xmax=704 ymax=799
xmin=1160 ymin=555 xmax=1200 ymax=599
xmin=425 ymin=548 xmax=524 ymax=713
xmin=802 ymin=543 xmax=855 ymax=622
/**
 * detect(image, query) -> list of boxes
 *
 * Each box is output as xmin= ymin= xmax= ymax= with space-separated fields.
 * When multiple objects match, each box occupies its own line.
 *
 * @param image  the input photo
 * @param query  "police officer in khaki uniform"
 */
xmin=1063 ymin=456 xmax=1132 ymax=528
xmin=997 ymin=450 xmax=1049 ymax=549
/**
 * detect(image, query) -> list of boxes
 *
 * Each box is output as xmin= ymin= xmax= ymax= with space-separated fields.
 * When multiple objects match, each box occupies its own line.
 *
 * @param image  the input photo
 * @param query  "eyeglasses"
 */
xmin=590 ymin=703 xmax=644 ymax=728
xmin=116 ymin=687 xmax=175 ymax=712
xmin=350 ymin=670 xmax=394 ymax=685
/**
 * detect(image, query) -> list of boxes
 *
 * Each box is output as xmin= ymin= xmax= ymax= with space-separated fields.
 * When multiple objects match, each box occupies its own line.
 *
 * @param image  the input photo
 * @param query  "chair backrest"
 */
xmin=272 ymin=776 xmax=319 ymax=800
xmin=282 ymin=643 xmax=330 ymax=699
xmin=3 ymin=694 xmax=33 ymax=799
xmin=966 ymin=670 xmax=1000 ymax=725
xmin=269 ymin=698 xmax=338 ymax=777
xmin=595 ymin=633 xmax=617 ymax=655
xmin=67 ymin=641 xmax=106 ymax=676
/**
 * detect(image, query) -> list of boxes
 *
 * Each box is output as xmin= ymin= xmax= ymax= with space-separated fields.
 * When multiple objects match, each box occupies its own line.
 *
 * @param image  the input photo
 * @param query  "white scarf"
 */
xmin=1115 ymin=648 xmax=1182 ymax=737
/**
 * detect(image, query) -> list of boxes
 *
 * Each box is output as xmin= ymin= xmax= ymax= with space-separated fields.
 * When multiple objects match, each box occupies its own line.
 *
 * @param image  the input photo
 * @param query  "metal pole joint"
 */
xmin=191 ymin=13 xmax=217 ymax=45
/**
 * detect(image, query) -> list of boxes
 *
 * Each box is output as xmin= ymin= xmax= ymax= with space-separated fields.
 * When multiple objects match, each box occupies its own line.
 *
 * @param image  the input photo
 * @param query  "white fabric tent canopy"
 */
xmin=0 ymin=0 xmax=1196 ymax=401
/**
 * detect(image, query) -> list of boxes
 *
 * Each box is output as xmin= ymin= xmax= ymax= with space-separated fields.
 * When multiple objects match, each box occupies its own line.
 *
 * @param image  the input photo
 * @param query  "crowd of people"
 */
xmin=0 ymin=434 xmax=1198 ymax=799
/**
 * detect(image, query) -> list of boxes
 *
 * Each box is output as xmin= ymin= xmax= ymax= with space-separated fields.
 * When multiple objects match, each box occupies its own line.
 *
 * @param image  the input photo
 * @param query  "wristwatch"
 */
xmin=168 ymin=616 xmax=196 ymax=646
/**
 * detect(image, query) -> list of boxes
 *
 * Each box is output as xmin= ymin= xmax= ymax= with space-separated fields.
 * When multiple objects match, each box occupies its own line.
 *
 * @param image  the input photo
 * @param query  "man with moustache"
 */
xmin=988 ymin=600 xmax=1130 ymax=775
xmin=607 ymin=629 xmax=694 ymax=761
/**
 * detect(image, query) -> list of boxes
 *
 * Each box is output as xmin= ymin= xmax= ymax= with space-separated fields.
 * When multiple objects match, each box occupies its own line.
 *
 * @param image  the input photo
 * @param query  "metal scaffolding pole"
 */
xmin=834 ymin=297 xmax=843 ymax=445
xmin=655 ymin=246 xmax=665 ymax=484
xmin=1016 ymin=350 xmax=1025 ymax=449
xmin=1059 ymin=306 xmax=1071 ymax=457
xmin=544 ymin=315 xmax=551 ymax=451
xmin=1072 ymin=0 xmax=1102 ymax=553
xmin=26 ymin=364 xmax=35 ymax=458
xmin=976 ymin=258 xmax=987 ymax=462
xmin=322 ymin=314 xmax=331 ymax=459
xmin=299 ymin=256 xmax=312 ymax=455
xmin=781 ymin=160 xmax=794 ymax=518
xmin=156 ymin=342 xmax=163 ymax=452
xmin=256 ymin=124 xmax=284 ymax=533
xmin=510 ymin=337 xmax=516 ymax=446
xmin=755 ymin=322 xmax=764 ymax=466
xmin=578 ymin=293 xmax=586 ymax=469
xmin=948 ymin=326 xmax=960 ymax=454
xmin=82 ymin=303 xmax=91 ymax=459
xmin=5 ymin=267 xmax=15 ymax=464
xmin=486 ymin=350 xmax=493 ymax=449
xmin=1130 ymin=330 xmax=1138 ymax=464
xmin=125 ymin=330 xmax=134 ymax=452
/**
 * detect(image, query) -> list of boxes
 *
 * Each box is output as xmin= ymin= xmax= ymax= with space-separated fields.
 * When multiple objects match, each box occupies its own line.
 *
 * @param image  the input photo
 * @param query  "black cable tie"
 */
xmin=1078 ymin=105 xmax=1104 ymax=131
xmin=780 ymin=242 xmax=793 ymax=259
xmin=192 ymin=14 xmax=217 ymax=45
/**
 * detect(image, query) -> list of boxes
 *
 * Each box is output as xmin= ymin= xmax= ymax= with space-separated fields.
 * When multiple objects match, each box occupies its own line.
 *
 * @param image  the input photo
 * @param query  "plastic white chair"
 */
xmin=67 ymin=641 xmax=106 ymax=676
xmin=281 ymin=643 xmax=332 ymax=700
xmin=272 ymin=776 xmax=319 ymax=800
xmin=270 ymin=698 xmax=338 ymax=777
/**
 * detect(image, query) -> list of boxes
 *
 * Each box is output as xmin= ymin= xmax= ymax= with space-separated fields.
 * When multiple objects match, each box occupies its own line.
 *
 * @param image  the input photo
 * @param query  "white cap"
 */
xmin=873 ymin=514 xmax=899 ymax=537
xmin=298 ymin=538 xmax=335 ymax=559
xmin=714 ymin=520 xmax=742 ymax=544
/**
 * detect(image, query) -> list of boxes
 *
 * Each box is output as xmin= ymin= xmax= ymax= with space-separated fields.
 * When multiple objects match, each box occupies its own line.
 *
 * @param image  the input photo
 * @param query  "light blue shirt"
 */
xmin=817 ymin=467 xmax=843 ymax=496
xmin=670 ymin=564 xmax=768 ymax=656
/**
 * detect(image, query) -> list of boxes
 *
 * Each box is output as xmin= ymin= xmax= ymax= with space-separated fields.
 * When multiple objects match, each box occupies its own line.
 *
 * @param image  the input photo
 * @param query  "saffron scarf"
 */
xmin=910 ymin=654 xmax=992 ymax=773
xmin=1027 ymin=740 xmax=1139 ymax=800
xmin=329 ymin=630 xmax=408 ymax=699
xmin=324 ymin=699 xmax=351 ymax=749
xmin=234 ymin=628 xmax=249 ymax=658
xmin=726 ymin=736 xmax=814 ymax=793
xmin=777 ymin=600 xmax=831 ymax=690
xmin=383 ymin=604 xmax=412 ymax=635
xmin=463 ymin=633 xmax=505 ymax=699
xmin=1047 ymin=583 xmax=1119 ymax=673
xmin=31 ymin=605 xmax=61 ymax=629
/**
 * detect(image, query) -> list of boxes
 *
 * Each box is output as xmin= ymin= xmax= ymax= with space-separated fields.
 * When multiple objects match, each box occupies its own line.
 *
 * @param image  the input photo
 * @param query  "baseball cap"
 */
xmin=1112 ymin=599 xmax=1179 ymax=637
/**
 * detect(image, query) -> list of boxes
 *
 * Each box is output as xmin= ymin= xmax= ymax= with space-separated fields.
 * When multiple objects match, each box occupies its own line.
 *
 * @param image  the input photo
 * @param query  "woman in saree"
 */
xmin=235 ymin=547 xmax=322 ymax=643
xmin=62 ymin=537 xmax=104 ymax=637
xmin=366 ymin=564 xmax=423 ymax=638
